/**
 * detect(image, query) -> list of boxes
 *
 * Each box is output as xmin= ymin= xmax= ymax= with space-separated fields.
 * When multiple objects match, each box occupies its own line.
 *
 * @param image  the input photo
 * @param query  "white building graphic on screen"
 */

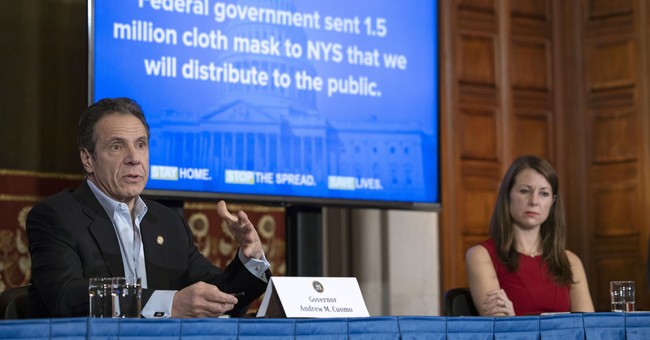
xmin=148 ymin=0 xmax=429 ymax=199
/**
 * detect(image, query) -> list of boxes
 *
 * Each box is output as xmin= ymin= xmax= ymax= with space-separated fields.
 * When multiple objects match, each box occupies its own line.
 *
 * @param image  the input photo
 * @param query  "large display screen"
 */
xmin=89 ymin=0 xmax=440 ymax=209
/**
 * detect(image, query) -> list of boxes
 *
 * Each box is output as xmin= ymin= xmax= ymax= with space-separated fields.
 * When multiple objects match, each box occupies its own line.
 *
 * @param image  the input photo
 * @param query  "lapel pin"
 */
xmin=156 ymin=235 xmax=164 ymax=245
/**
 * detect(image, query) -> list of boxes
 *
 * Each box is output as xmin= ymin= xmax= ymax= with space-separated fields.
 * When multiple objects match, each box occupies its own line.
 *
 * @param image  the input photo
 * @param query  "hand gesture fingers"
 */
xmin=217 ymin=200 xmax=264 ymax=259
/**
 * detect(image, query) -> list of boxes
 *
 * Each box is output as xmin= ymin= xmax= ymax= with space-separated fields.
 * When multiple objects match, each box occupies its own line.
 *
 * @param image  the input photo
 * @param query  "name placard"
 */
xmin=256 ymin=277 xmax=370 ymax=318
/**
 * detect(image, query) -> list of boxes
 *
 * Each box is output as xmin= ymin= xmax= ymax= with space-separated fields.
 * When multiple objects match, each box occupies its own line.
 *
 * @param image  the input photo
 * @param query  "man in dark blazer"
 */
xmin=27 ymin=97 xmax=271 ymax=318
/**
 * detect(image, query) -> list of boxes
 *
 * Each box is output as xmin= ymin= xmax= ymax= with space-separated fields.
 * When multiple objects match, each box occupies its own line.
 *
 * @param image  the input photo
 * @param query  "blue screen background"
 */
xmin=92 ymin=0 xmax=439 ymax=206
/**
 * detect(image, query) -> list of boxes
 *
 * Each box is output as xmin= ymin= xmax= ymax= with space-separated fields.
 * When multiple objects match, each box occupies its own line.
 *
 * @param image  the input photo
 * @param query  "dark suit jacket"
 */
xmin=27 ymin=180 xmax=269 ymax=318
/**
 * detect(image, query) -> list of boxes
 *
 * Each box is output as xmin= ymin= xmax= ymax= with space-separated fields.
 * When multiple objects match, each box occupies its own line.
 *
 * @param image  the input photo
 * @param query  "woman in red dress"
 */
xmin=466 ymin=156 xmax=594 ymax=316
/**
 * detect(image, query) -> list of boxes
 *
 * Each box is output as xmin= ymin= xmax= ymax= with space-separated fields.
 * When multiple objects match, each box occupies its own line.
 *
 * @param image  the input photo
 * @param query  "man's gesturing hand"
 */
xmin=216 ymin=200 xmax=264 ymax=260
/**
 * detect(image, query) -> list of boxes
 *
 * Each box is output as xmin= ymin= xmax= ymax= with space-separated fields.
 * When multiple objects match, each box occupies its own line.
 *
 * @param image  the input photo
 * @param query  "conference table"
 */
xmin=1 ymin=313 xmax=649 ymax=339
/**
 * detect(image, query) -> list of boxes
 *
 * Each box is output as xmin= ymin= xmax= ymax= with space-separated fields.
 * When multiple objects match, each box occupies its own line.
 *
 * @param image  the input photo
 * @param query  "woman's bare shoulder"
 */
xmin=466 ymin=244 xmax=490 ymax=262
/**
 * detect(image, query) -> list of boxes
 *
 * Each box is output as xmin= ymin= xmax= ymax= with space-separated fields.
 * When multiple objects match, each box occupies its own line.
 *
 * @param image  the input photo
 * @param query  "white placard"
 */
xmin=256 ymin=277 xmax=370 ymax=318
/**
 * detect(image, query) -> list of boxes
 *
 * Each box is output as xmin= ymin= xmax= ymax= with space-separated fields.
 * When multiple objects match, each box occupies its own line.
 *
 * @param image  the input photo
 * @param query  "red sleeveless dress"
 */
xmin=480 ymin=239 xmax=570 ymax=315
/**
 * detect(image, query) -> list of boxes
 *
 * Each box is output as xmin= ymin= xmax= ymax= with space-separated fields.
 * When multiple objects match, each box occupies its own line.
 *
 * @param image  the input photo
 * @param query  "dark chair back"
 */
xmin=0 ymin=286 xmax=30 ymax=319
xmin=444 ymin=287 xmax=479 ymax=316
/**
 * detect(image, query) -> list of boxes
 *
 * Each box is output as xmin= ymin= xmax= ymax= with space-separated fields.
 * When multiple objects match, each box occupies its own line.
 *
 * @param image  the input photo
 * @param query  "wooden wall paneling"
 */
xmin=509 ymin=0 xmax=552 ymax=172
xmin=440 ymin=0 xmax=501 ymax=293
xmin=461 ymin=181 xmax=499 ymax=233
xmin=457 ymin=175 xmax=499 ymax=285
xmin=512 ymin=94 xmax=554 ymax=163
xmin=550 ymin=0 xmax=649 ymax=312
xmin=591 ymin=179 xmax=639 ymax=238
xmin=440 ymin=0 xmax=461 ymax=293
xmin=582 ymin=0 xmax=649 ymax=310
xmin=457 ymin=0 xmax=495 ymax=13
xmin=511 ymin=0 xmax=549 ymax=19
xmin=456 ymin=1 xmax=501 ymax=292
xmin=511 ymin=112 xmax=552 ymax=159
xmin=592 ymin=109 xmax=637 ymax=163
xmin=586 ymin=0 xmax=633 ymax=19
xmin=587 ymin=164 xmax=646 ymax=311
xmin=459 ymin=107 xmax=498 ymax=160
xmin=640 ymin=0 xmax=650 ymax=314
xmin=509 ymin=0 xmax=554 ymax=161
xmin=556 ymin=0 xmax=588 ymax=263
xmin=458 ymin=33 xmax=498 ymax=85
xmin=511 ymin=40 xmax=550 ymax=90
xmin=587 ymin=39 xmax=635 ymax=91
xmin=595 ymin=255 xmax=640 ymax=311
xmin=458 ymin=35 xmax=497 ymax=85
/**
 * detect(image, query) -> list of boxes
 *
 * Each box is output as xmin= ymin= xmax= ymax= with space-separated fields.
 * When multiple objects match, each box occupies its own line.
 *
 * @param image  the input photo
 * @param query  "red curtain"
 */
xmin=0 ymin=170 xmax=83 ymax=291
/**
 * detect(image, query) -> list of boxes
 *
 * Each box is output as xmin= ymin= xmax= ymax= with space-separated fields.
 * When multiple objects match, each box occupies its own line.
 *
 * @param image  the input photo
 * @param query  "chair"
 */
xmin=0 ymin=285 xmax=30 ymax=319
xmin=444 ymin=287 xmax=478 ymax=316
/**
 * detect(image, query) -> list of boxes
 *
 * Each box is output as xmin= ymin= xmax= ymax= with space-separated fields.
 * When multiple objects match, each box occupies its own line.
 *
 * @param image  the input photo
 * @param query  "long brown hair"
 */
xmin=489 ymin=156 xmax=573 ymax=285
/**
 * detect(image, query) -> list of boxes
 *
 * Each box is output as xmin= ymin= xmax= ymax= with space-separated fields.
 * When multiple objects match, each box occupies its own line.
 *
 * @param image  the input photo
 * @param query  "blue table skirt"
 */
xmin=0 ymin=313 xmax=648 ymax=339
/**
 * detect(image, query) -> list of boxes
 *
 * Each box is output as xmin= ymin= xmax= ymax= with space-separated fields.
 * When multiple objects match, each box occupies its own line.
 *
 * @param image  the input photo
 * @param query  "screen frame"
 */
xmin=87 ymin=0 xmax=441 ymax=211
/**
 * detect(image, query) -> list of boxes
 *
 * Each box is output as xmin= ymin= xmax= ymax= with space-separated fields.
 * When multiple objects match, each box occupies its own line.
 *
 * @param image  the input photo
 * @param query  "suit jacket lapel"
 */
xmin=74 ymin=180 xmax=125 ymax=277
xmin=140 ymin=210 xmax=167 ymax=288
